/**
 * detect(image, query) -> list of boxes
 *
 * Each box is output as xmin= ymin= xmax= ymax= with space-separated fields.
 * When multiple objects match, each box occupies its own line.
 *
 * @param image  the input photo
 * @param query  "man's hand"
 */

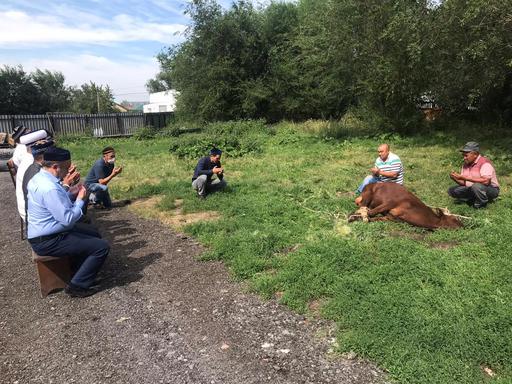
xmin=213 ymin=166 xmax=224 ymax=175
xmin=113 ymin=166 xmax=123 ymax=176
xmin=76 ymin=184 xmax=88 ymax=201
xmin=63 ymin=167 xmax=80 ymax=187
xmin=370 ymin=167 xmax=380 ymax=176
xmin=68 ymin=184 xmax=80 ymax=199
xmin=450 ymin=171 xmax=464 ymax=181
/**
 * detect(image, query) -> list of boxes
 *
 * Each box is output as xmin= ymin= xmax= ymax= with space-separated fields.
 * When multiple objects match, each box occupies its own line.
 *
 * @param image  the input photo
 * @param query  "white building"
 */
xmin=143 ymin=90 xmax=177 ymax=113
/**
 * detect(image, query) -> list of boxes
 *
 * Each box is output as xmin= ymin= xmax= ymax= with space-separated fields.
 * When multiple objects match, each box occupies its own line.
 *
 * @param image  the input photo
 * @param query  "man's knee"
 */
xmin=90 ymin=238 xmax=110 ymax=259
xmin=470 ymin=183 xmax=486 ymax=194
xmin=448 ymin=185 xmax=466 ymax=198
xmin=193 ymin=175 xmax=207 ymax=186
xmin=88 ymin=183 xmax=108 ymax=192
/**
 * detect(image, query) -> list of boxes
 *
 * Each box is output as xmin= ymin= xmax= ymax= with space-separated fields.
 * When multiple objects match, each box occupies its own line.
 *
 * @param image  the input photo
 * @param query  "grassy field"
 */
xmin=62 ymin=121 xmax=512 ymax=384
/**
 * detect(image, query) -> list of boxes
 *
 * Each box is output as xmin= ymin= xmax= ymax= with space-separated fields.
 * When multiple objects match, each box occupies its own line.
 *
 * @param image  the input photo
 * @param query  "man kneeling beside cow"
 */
xmin=350 ymin=141 xmax=499 ymax=229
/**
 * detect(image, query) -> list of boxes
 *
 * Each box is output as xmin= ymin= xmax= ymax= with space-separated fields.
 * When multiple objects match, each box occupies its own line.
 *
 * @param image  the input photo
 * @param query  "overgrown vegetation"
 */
xmin=167 ymin=119 xmax=272 ymax=158
xmin=62 ymin=120 xmax=512 ymax=384
xmin=149 ymin=0 xmax=512 ymax=125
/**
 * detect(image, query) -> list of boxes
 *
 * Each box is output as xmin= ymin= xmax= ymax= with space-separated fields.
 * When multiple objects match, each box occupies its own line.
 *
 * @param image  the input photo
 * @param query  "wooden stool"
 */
xmin=32 ymin=251 xmax=71 ymax=297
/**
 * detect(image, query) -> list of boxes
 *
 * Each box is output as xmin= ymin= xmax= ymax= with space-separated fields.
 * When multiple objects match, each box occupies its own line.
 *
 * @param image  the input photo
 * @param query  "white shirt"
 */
xmin=16 ymin=152 xmax=34 ymax=219
xmin=11 ymin=144 xmax=27 ymax=168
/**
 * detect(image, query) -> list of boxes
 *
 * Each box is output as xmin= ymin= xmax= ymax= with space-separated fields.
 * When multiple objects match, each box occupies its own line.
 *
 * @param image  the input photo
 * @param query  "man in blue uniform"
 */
xmin=192 ymin=148 xmax=227 ymax=198
xmin=27 ymin=147 xmax=110 ymax=298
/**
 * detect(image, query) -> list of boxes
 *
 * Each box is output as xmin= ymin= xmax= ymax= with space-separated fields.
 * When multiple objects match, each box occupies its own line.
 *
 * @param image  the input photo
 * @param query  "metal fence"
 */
xmin=0 ymin=112 xmax=174 ymax=137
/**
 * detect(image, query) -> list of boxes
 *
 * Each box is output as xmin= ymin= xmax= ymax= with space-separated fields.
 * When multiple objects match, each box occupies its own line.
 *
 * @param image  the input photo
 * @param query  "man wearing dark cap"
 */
xmin=448 ymin=141 xmax=500 ymax=208
xmin=84 ymin=146 xmax=123 ymax=209
xmin=19 ymin=139 xmax=56 ymax=221
xmin=192 ymin=148 xmax=227 ymax=198
xmin=27 ymin=147 xmax=110 ymax=298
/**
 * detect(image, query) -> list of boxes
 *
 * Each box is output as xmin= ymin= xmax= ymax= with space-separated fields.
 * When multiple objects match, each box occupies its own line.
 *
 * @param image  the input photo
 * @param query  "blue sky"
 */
xmin=0 ymin=0 xmax=269 ymax=102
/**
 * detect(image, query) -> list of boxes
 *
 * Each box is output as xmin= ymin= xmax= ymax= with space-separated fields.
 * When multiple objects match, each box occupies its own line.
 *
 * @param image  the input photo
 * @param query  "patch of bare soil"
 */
xmin=0 ymin=172 xmax=385 ymax=384
xmin=308 ymin=298 xmax=328 ymax=319
xmin=129 ymin=196 xmax=221 ymax=230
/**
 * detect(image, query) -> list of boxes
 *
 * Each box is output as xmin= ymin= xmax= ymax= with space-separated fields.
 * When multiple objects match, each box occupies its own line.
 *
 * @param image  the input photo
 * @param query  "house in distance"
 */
xmin=143 ymin=90 xmax=177 ymax=113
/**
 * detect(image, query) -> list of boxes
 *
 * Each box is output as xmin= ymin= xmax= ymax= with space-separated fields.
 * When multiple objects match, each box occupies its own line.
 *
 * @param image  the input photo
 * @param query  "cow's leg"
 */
xmin=367 ymin=204 xmax=393 ymax=217
xmin=389 ymin=208 xmax=438 ymax=229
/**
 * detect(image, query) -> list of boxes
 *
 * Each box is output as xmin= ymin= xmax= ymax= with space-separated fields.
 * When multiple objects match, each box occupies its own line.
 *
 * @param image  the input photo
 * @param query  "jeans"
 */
xmin=357 ymin=175 xmax=380 ymax=194
xmin=30 ymin=226 xmax=109 ymax=289
xmin=448 ymin=183 xmax=499 ymax=208
xmin=87 ymin=183 xmax=112 ymax=208
xmin=192 ymin=175 xmax=227 ymax=196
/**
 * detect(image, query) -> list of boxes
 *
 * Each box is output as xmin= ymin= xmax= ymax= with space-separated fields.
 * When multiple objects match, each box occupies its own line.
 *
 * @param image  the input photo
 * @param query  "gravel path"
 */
xmin=0 ymin=172 xmax=385 ymax=384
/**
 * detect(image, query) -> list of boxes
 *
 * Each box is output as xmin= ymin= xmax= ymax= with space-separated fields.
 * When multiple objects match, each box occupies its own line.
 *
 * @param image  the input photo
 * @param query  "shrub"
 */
xmin=133 ymin=126 xmax=158 ymax=140
xmin=158 ymin=123 xmax=182 ymax=137
xmin=168 ymin=120 xmax=271 ymax=158
xmin=203 ymin=119 xmax=271 ymax=136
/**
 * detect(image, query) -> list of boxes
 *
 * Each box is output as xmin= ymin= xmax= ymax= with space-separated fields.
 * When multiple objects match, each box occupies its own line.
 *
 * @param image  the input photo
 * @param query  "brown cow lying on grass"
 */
xmin=349 ymin=183 xmax=463 ymax=229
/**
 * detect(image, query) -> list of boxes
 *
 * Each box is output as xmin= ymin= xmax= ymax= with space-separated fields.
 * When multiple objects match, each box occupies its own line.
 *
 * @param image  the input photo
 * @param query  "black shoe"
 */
xmin=197 ymin=193 xmax=207 ymax=199
xmin=65 ymin=284 xmax=99 ymax=298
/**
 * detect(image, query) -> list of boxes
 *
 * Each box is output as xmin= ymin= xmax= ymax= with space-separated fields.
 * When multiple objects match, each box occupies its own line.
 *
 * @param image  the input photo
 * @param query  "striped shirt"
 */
xmin=375 ymin=152 xmax=404 ymax=184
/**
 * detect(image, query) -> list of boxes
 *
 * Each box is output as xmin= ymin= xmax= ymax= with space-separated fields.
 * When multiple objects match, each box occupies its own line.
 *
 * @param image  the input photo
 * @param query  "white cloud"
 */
xmin=0 ymin=10 xmax=186 ymax=47
xmin=4 ymin=54 xmax=160 ymax=101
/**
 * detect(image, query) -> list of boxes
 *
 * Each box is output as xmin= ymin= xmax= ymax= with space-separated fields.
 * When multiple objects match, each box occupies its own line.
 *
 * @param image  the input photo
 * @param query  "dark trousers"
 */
xmin=448 ymin=183 xmax=499 ymax=208
xmin=30 ymin=226 xmax=109 ymax=289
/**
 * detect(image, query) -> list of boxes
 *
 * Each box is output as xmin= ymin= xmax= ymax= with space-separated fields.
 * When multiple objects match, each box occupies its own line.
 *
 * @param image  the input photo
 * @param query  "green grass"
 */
xmin=61 ymin=122 xmax=512 ymax=384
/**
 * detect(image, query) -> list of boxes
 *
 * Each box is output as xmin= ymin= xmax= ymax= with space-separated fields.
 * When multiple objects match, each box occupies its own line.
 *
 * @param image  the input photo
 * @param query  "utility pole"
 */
xmin=96 ymin=90 xmax=100 ymax=113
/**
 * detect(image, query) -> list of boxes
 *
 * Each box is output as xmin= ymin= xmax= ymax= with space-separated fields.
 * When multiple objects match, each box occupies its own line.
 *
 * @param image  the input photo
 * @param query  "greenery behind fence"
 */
xmin=148 ymin=0 xmax=512 ymax=126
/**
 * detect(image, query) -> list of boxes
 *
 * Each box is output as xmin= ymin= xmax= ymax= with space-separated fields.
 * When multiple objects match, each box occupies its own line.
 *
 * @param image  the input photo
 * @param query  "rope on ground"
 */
xmin=290 ymin=193 xmax=344 ymax=222
xmin=426 ymin=205 xmax=472 ymax=220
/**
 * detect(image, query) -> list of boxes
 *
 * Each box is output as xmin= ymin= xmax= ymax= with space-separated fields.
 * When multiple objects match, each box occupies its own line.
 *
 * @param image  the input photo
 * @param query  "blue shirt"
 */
xmin=85 ymin=158 xmax=114 ymax=186
xmin=192 ymin=156 xmax=223 ymax=182
xmin=27 ymin=169 xmax=84 ymax=238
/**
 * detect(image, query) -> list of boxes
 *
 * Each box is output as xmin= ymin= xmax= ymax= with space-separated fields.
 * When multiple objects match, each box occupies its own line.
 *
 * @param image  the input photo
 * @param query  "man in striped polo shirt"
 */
xmin=355 ymin=143 xmax=404 ymax=201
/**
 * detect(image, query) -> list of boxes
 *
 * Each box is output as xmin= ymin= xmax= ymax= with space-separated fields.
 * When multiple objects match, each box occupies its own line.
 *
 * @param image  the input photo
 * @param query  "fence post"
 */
xmin=46 ymin=113 xmax=56 ymax=136
xmin=116 ymin=114 xmax=124 ymax=135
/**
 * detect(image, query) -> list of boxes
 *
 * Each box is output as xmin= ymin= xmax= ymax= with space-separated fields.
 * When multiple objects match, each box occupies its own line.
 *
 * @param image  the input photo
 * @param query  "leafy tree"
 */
xmin=0 ymin=65 xmax=72 ymax=114
xmin=70 ymin=82 xmax=115 ymax=114
xmin=0 ymin=65 xmax=42 ymax=114
xmin=31 ymin=69 xmax=72 ymax=113
xmin=430 ymin=0 xmax=512 ymax=120
xmin=149 ymin=0 xmax=512 ymax=125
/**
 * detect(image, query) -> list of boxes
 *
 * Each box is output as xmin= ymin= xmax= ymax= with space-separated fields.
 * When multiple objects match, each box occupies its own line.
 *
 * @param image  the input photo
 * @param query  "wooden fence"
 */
xmin=0 ymin=112 xmax=174 ymax=137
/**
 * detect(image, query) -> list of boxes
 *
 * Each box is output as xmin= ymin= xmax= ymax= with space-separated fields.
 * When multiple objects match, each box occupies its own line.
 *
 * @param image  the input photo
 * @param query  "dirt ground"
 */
xmin=0 ymin=172 xmax=385 ymax=384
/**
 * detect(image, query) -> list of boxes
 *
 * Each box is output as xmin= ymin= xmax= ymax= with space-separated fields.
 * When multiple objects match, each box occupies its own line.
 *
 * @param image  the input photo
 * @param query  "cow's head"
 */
xmin=439 ymin=212 xmax=463 ymax=228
